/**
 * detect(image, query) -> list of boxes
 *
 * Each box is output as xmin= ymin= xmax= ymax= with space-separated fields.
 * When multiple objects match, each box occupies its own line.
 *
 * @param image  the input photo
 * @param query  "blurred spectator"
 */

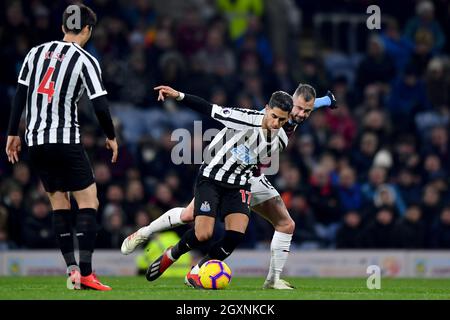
xmin=0 ymin=205 xmax=9 ymax=250
xmin=241 ymin=73 xmax=265 ymax=107
xmin=430 ymin=206 xmax=450 ymax=248
xmin=423 ymin=126 xmax=449 ymax=169
xmin=359 ymin=206 xmax=397 ymax=248
xmin=393 ymin=205 xmax=425 ymax=248
xmin=325 ymin=102 xmax=357 ymax=147
xmin=337 ymin=167 xmax=362 ymax=212
xmin=380 ymin=18 xmax=414 ymax=73
xmin=421 ymin=184 xmax=443 ymax=232
xmin=404 ymin=0 xmax=446 ymax=54
xmin=22 ymin=198 xmax=54 ymax=249
xmin=134 ymin=208 xmax=151 ymax=230
xmin=422 ymin=154 xmax=446 ymax=184
xmin=96 ymin=204 xmax=129 ymax=249
xmin=335 ymin=211 xmax=363 ymax=249
xmin=216 ymin=0 xmax=264 ymax=40
xmin=291 ymin=134 xmax=318 ymax=178
xmin=307 ymin=166 xmax=341 ymax=244
xmin=395 ymin=169 xmax=422 ymax=206
xmin=105 ymin=184 xmax=125 ymax=206
xmin=11 ymin=162 xmax=33 ymax=195
xmin=290 ymin=192 xmax=322 ymax=248
xmin=392 ymin=135 xmax=421 ymax=173
xmin=123 ymin=179 xmax=146 ymax=224
xmin=408 ymin=29 xmax=434 ymax=77
xmin=387 ymin=63 xmax=430 ymax=128
xmin=29 ymin=4 xmax=56 ymax=46
xmin=93 ymin=162 xmax=113 ymax=207
xmin=351 ymin=132 xmax=379 ymax=180
xmin=360 ymin=109 xmax=391 ymax=144
xmin=235 ymin=15 xmax=273 ymax=68
xmin=175 ymin=6 xmax=207 ymax=57
xmin=196 ymin=27 xmax=236 ymax=77
xmin=372 ymin=184 xmax=405 ymax=216
xmin=355 ymin=35 xmax=396 ymax=94
xmin=119 ymin=50 xmax=154 ymax=106
xmin=292 ymin=57 xmax=328 ymax=95
xmin=1 ymin=184 xmax=26 ymax=248
xmin=425 ymin=58 xmax=450 ymax=109
xmin=149 ymin=182 xmax=178 ymax=216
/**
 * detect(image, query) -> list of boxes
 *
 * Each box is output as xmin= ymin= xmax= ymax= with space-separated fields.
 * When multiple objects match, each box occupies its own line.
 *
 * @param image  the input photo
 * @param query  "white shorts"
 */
xmin=249 ymin=174 xmax=280 ymax=207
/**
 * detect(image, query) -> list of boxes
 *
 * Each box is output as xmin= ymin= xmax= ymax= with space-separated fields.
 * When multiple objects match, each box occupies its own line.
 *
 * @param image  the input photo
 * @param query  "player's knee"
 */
xmin=275 ymin=217 xmax=295 ymax=234
xmin=51 ymin=201 xmax=71 ymax=211
xmin=181 ymin=207 xmax=194 ymax=223
xmin=195 ymin=228 xmax=213 ymax=242
xmin=78 ymin=198 xmax=99 ymax=210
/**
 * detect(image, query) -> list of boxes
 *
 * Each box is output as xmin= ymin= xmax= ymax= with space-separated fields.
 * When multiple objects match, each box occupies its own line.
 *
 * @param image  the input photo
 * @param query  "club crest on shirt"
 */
xmin=200 ymin=201 xmax=211 ymax=212
xmin=231 ymin=145 xmax=257 ymax=165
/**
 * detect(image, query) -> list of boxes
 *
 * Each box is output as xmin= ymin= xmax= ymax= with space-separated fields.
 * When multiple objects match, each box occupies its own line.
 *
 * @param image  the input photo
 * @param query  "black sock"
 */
xmin=199 ymin=230 xmax=245 ymax=266
xmin=171 ymin=228 xmax=205 ymax=260
xmin=76 ymin=208 xmax=97 ymax=276
xmin=53 ymin=209 xmax=77 ymax=268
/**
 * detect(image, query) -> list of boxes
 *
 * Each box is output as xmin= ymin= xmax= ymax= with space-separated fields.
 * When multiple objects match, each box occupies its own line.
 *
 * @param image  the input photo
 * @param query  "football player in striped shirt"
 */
xmin=122 ymin=84 xmax=336 ymax=289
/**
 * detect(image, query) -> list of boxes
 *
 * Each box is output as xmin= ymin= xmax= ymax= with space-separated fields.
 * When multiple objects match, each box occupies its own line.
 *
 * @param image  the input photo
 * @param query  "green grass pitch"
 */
xmin=1 ymin=276 xmax=450 ymax=300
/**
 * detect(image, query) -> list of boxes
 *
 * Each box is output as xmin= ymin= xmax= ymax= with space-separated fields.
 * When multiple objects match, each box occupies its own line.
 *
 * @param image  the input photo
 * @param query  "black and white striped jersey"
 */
xmin=17 ymin=40 xmax=107 ymax=146
xmin=200 ymin=105 xmax=289 ymax=186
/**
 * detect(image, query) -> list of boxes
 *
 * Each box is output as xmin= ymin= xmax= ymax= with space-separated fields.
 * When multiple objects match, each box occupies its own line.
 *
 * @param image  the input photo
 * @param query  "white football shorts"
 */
xmin=249 ymin=174 xmax=280 ymax=207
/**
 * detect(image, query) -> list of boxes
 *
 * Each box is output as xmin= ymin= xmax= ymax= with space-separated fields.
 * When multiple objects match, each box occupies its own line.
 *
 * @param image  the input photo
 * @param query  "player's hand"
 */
xmin=154 ymin=85 xmax=180 ymax=101
xmin=327 ymin=90 xmax=338 ymax=109
xmin=5 ymin=136 xmax=22 ymax=164
xmin=105 ymin=138 xmax=118 ymax=163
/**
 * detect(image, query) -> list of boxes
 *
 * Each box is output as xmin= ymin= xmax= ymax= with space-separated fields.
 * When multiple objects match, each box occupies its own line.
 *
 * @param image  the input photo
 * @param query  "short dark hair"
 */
xmin=268 ymin=91 xmax=293 ymax=113
xmin=293 ymin=83 xmax=316 ymax=102
xmin=62 ymin=4 xmax=97 ymax=34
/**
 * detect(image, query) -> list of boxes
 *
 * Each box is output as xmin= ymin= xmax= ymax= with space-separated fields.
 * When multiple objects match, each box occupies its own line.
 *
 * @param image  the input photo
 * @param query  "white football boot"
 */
xmin=263 ymin=278 xmax=295 ymax=290
xmin=121 ymin=229 xmax=148 ymax=255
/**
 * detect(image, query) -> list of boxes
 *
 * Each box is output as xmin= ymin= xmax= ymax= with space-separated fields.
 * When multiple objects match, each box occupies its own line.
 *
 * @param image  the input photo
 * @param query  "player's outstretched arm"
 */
xmin=154 ymin=85 xmax=262 ymax=129
xmin=154 ymin=85 xmax=214 ymax=116
xmin=5 ymin=83 xmax=27 ymax=164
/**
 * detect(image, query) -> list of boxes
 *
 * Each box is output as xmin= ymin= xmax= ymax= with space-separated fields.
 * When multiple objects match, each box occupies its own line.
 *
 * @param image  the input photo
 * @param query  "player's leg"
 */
xmin=185 ymin=186 xmax=249 ymax=288
xmin=249 ymin=175 xmax=295 ymax=289
xmin=47 ymin=190 xmax=80 ymax=288
xmin=146 ymin=176 xmax=218 ymax=281
xmin=146 ymin=214 xmax=215 ymax=282
xmin=68 ymin=144 xmax=110 ymax=291
xmin=252 ymin=197 xmax=295 ymax=289
xmin=121 ymin=199 xmax=195 ymax=255
xmin=197 ymin=213 xmax=248 ymax=266
xmin=185 ymin=213 xmax=248 ymax=288
xmin=71 ymin=183 xmax=110 ymax=290
xmin=28 ymin=144 xmax=80 ymax=289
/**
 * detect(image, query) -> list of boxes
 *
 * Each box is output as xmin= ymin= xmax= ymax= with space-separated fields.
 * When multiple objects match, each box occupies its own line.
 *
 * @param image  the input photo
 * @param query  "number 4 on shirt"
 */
xmin=37 ymin=67 xmax=55 ymax=104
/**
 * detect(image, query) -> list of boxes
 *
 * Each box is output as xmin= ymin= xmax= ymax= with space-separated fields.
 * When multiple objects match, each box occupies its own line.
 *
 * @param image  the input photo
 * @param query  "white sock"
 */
xmin=139 ymin=207 xmax=185 ymax=238
xmin=266 ymin=231 xmax=292 ymax=282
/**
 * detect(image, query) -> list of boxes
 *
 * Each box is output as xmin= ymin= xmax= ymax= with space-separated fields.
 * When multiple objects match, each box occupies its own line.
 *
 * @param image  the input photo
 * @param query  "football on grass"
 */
xmin=198 ymin=260 xmax=232 ymax=289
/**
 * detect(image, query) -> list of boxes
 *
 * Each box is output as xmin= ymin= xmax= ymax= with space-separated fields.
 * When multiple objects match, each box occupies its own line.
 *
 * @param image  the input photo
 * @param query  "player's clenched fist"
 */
xmin=154 ymin=85 xmax=180 ymax=101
